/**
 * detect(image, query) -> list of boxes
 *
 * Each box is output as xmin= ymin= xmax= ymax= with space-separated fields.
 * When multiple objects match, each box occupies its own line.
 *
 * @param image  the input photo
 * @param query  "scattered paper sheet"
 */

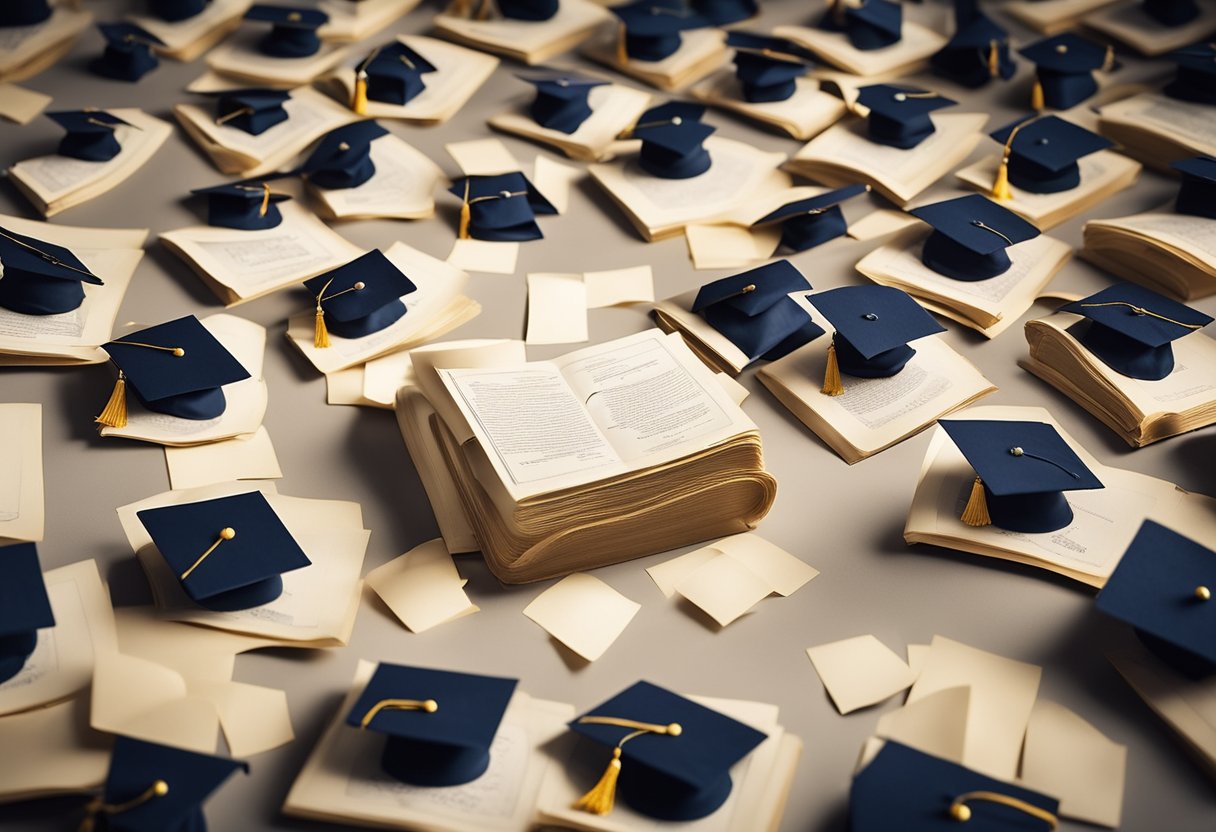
xmin=583 ymin=266 xmax=654 ymax=308
xmin=91 ymin=650 xmax=222 ymax=754
xmin=0 ymin=83 xmax=50 ymax=124
xmin=0 ymin=697 xmax=110 ymax=802
xmin=325 ymin=367 xmax=367 ymax=406
xmin=846 ymin=208 xmax=921 ymax=241
xmin=906 ymin=644 xmax=931 ymax=679
xmin=710 ymin=534 xmax=818 ymax=597
xmin=446 ymin=138 xmax=519 ymax=176
xmin=163 ymin=427 xmax=283 ymax=490
xmin=807 ymin=635 xmax=917 ymax=714
xmin=522 ymin=573 xmax=639 ymax=662
xmin=526 ymin=272 xmax=589 ymax=345
xmin=365 ymin=538 xmax=479 ymax=633
xmin=447 ymin=238 xmax=520 ymax=274
xmin=685 ymin=222 xmax=781 ymax=270
xmin=676 ymin=553 xmax=774 ymax=627
xmin=715 ymin=372 xmax=749 ymax=405
xmin=533 ymin=154 xmax=581 ymax=214
xmin=876 ymin=685 xmax=971 ymax=764
xmin=647 ymin=547 xmax=719 ymax=599
xmin=196 ymin=680 xmax=294 ymax=758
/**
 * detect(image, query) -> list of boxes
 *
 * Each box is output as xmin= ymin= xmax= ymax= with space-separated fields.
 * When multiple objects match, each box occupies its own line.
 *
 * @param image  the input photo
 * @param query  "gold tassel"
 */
xmin=95 ymin=372 xmax=127 ymax=428
xmin=988 ymin=40 xmax=1000 ymax=79
xmin=961 ymin=477 xmax=992 ymax=527
xmin=820 ymin=342 xmax=844 ymax=396
xmin=458 ymin=178 xmax=471 ymax=239
xmin=476 ymin=0 xmax=492 ymax=19
xmin=991 ymin=154 xmax=1012 ymax=201
xmin=616 ymin=22 xmax=629 ymax=66
xmin=574 ymin=747 xmax=622 ymax=816
xmin=1030 ymin=78 xmax=1044 ymax=111
xmin=314 ymin=306 xmax=330 ymax=349
xmin=352 ymin=73 xmax=368 ymax=115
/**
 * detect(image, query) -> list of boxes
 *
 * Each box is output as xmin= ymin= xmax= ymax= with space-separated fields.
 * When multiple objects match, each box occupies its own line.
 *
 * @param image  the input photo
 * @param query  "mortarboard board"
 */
xmin=210 ymin=88 xmax=291 ymax=136
xmin=1061 ymin=282 xmax=1212 ymax=381
xmin=690 ymin=0 xmax=757 ymax=27
xmin=930 ymin=13 xmax=1015 ymax=89
xmin=820 ymin=0 xmax=902 ymax=51
xmin=46 ymin=110 xmax=132 ymax=162
xmin=496 ymin=0 xmax=560 ymax=21
xmin=148 ymin=0 xmax=209 ymax=23
xmin=939 ymin=418 xmax=1104 ymax=533
xmin=81 ymin=736 xmax=248 ymax=832
xmin=520 ymin=71 xmax=609 ymax=134
xmin=0 ymin=543 xmax=55 ymax=685
xmin=90 ymin=22 xmax=165 ymax=83
xmin=244 ymin=5 xmax=328 ymax=58
xmin=304 ymin=249 xmax=416 ymax=346
xmin=691 ymin=260 xmax=823 ymax=363
xmin=567 ymin=680 xmax=768 ymax=821
xmin=0 ymin=224 xmax=102 ymax=316
xmin=856 ymin=84 xmax=956 ymax=149
xmin=1097 ymin=520 xmax=1216 ymax=680
xmin=629 ymin=101 xmax=715 ymax=179
xmin=346 ymin=663 xmax=518 ymax=786
xmin=1172 ymin=156 xmax=1216 ymax=219
xmin=448 ymin=172 xmax=557 ymax=242
xmin=1164 ymin=42 xmax=1216 ymax=105
xmin=96 ymin=315 xmax=251 ymax=428
xmin=1143 ymin=0 xmax=1200 ymax=26
xmin=987 ymin=115 xmax=1113 ymax=196
xmin=0 ymin=0 xmax=51 ymax=27
xmin=751 ymin=183 xmax=867 ymax=252
xmin=909 ymin=194 xmax=1041 ymax=281
xmin=136 ymin=491 xmax=311 ymax=611
xmin=352 ymin=42 xmax=437 ymax=114
xmin=726 ymin=32 xmax=815 ymax=103
xmin=1019 ymin=33 xmax=1114 ymax=111
xmin=814 ymin=284 xmax=945 ymax=395
xmin=191 ymin=179 xmax=290 ymax=231
xmin=611 ymin=1 xmax=711 ymax=63
xmin=851 ymin=742 xmax=1060 ymax=831
xmin=300 ymin=121 xmax=389 ymax=190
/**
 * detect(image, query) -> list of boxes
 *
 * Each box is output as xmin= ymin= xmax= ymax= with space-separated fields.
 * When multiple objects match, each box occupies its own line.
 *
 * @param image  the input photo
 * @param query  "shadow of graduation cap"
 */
xmin=519 ymin=71 xmax=609 ymax=134
xmin=939 ymin=418 xmax=1104 ymax=534
xmin=1061 ymin=282 xmax=1212 ymax=381
xmin=856 ymin=84 xmax=956 ymax=149
xmin=0 ymin=543 xmax=55 ymax=686
xmin=90 ymin=22 xmax=165 ymax=82
xmin=352 ymin=41 xmax=436 ymax=113
xmin=149 ymin=0 xmax=209 ymax=23
xmin=80 ymin=736 xmax=248 ymax=832
xmin=930 ymin=3 xmax=1015 ymax=89
xmin=1172 ymin=155 xmax=1216 ymax=219
xmin=210 ymin=88 xmax=291 ymax=135
xmin=567 ymin=680 xmax=768 ymax=821
xmin=448 ymin=171 xmax=557 ymax=241
xmin=987 ymin=114 xmax=1112 ymax=196
xmin=46 ymin=109 xmax=132 ymax=162
xmin=751 ymin=183 xmax=868 ymax=252
xmin=1019 ymin=32 xmax=1114 ymax=111
xmin=691 ymin=259 xmax=823 ymax=364
xmin=725 ymin=32 xmax=816 ymax=103
xmin=814 ymin=284 xmax=944 ymax=396
xmin=820 ymin=0 xmax=902 ymax=51
xmin=191 ymin=176 xmax=291 ymax=230
xmin=345 ymin=663 xmax=518 ymax=786
xmin=1097 ymin=520 xmax=1216 ymax=681
xmin=690 ymin=0 xmax=757 ymax=26
xmin=136 ymin=491 xmax=311 ymax=611
xmin=909 ymin=194 xmax=1040 ymax=281
xmin=96 ymin=315 xmax=251 ymax=428
xmin=1143 ymin=0 xmax=1201 ymax=26
xmin=850 ymin=742 xmax=1060 ymax=832
xmin=629 ymin=101 xmax=716 ymax=179
xmin=611 ymin=1 xmax=711 ymax=63
xmin=0 ymin=224 xmax=101 ymax=316
xmin=0 ymin=0 xmax=51 ymax=27
xmin=244 ymin=4 xmax=328 ymax=58
xmin=304 ymin=249 xmax=416 ymax=347
xmin=300 ymin=121 xmax=389 ymax=190
xmin=1164 ymin=42 xmax=1216 ymax=105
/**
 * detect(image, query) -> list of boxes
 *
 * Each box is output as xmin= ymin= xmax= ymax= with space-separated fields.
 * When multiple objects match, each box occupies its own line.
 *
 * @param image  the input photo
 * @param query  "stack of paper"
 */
xmin=772 ymin=21 xmax=945 ymax=77
xmin=691 ymin=73 xmax=848 ymax=140
xmin=582 ymin=26 xmax=727 ymax=91
xmin=0 ymin=404 xmax=42 ymax=546
xmin=489 ymin=79 xmax=651 ymax=162
xmin=0 ymin=5 xmax=92 ymax=83
xmin=309 ymin=132 xmax=444 ymax=221
xmin=434 ymin=0 xmax=610 ymax=65
xmin=1083 ymin=211 xmax=1216 ymax=300
xmin=205 ymin=28 xmax=352 ymax=87
xmin=318 ymin=0 xmax=419 ymax=41
xmin=1097 ymin=93 xmax=1216 ymax=173
xmin=127 ymin=0 xmax=251 ymax=62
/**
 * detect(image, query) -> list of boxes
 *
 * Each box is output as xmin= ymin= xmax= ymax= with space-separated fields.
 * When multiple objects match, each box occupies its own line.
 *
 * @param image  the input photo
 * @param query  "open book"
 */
xmin=772 ymin=21 xmax=945 ymax=77
xmin=434 ymin=0 xmax=610 ymax=65
xmin=1097 ymin=93 xmax=1216 ymax=173
xmin=127 ymin=0 xmax=250 ymax=62
xmin=1083 ymin=0 xmax=1216 ymax=56
xmin=309 ymin=133 xmax=444 ymax=221
xmin=488 ymin=80 xmax=651 ymax=163
xmin=691 ymin=73 xmax=847 ymax=140
xmin=1082 ymin=212 xmax=1216 ymax=301
xmin=0 ymin=403 xmax=43 ymax=545
xmin=0 ymin=6 xmax=91 ymax=83
xmin=582 ymin=26 xmax=727 ymax=91
xmin=206 ymin=29 xmax=352 ymax=87
xmin=318 ymin=0 xmax=419 ymax=41
xmin=1003 ymin=0 xmax=1121 ymax=34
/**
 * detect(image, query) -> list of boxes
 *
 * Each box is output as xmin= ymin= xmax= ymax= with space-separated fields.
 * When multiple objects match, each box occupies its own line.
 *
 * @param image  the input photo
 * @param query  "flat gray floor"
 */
xmin=1 ymin=1 xmax=1215 ymax=830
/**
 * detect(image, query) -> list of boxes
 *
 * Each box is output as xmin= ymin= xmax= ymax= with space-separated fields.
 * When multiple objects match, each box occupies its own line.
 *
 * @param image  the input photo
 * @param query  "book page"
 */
xmin=490 ymin=83 xmax=651 ymax=156
xmin=692 ymin=72 xmax=846 ymax=136
xmin=313 ymin=135 xmax=442 ymax=219
xmin=0 ymin=9 xmax=91 ymax=75
xmin=205 ymin=31 xmax=351 ymax=86
xmin=1100 ymin=94 xmax=1216 ymax=156
xmin=0 ymin=403 xmax=42 ymax=542
xmin=1086 ymin=0 xmax=1216 ymax=55
xmin=1093 ymin=213 xmax=1216 ymax=264
xmin=1005 ymin=0 xmax=1120 ymax=28
xmin=437 ymin=0 xmax=608 ymax=53
xmin=0 ymin=212 xmax=147 ymax=250
xmin=176 ymin=86 xmax=354 ymax=162
xmin=956 ymin=151 xmax=1141 ymax=221
xmin=0 ymin=82 xmax=50 ymax=124
xmin=129 ymin=0 xmax=249 ymax=51
xmin=772 ymin=22 xmax=945 ymax=75
xmin=409 ymin=339 xmax=527 ymax=445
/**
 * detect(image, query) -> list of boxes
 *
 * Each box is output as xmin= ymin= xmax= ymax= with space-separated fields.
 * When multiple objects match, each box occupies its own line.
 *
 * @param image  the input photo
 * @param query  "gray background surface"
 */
xmin=1 ymin=0 xmax=1215 ymax=829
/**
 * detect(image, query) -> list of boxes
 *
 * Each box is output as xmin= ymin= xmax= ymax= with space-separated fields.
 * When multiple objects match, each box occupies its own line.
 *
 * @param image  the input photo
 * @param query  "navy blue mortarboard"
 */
xmin=83 ymin=736 xmax=248 ymax=832
xmin=1020 ymin=33 xmax=1114 ymax=111
xmin=1061 ymin=282 xmax=1212 ymax=381
xmin=939 ymin=418 xmax=1105 ymax=533
xmin=244 ymin=5 xmax=328 ymax=58
xmin=497 ymin=0 xmax=559 ymax=21
xmin=751 ymin=183 xmax=867 ymax=252
xmin=691 ymin=260 xmax=823 ymax=363
xmin=690 ymin=0 xmax=757 ymax=26
xmin=910 ymin=194 xmax=1041 ymax=281
xmin=820 ymin=0 xmax=902 ymax=51
xmin=354 ymin=42 xmax=436 ymax=112
xmin=191 ymin=179 xmax=290 ymax=231
xmin=726 ymin=32 xmax=815 ymax=103
xmin=304 ymin=249 xmax=416 ymax=344
xmin=211 ymin=88 xmax=291 ymax=135
xmin=1172 ymin=156 xmax=1216 ymax=219
xmin=448 ymin=172 xmax=556 ymax=242
xmin=851 ymin=742 xmax=1060 ymax=831
xmin=97 ymin=316 xmax=251 ymax=426
xmin=90 ymin=23 xmax=165 ymax=83
xmin=814 ymin=285 xmax=945 ymax=395
xmin=0 ymin=1 xmax=50 ymax=27
xmin=346 ymin=663 xmax=518 ymax=786
xmin=300 ymin=122 xmax=389 ymax=190
xmin=1143 ymin=0 xmax=1200 ymax=26
xmin=567 ymin=681 xmax=768 ymax=821
xmin=856 ymin=85 xmax=956 ymax=149
xmin=988 ymin=115 xmax=1113 ymax=195
xmin=0 ymin=544 xmax=55 ymax=685
xmin=930 ymin=12 xmax=1015 ymax=89
xmin=46 ymin=110 xmax=132 ymax=162
xmin=630 ymin=101 xmax=715 ymax=179
xmin=1164 ymin=42 xmax=1216 ymax=105
xmin=611 ymin=1 xmax=711 ymax=63
xmin=1098 ymin=521 xmax=1216 ymax=680
xmin=137 ymin=491 xmax=311 ymax=611
xmin=148 ymin=0 xmax=208 ymax=23
xmin=0 ymin=224 xmax=102 ymax=316
xmin=520 ymin=72 xmax=608 ymax=134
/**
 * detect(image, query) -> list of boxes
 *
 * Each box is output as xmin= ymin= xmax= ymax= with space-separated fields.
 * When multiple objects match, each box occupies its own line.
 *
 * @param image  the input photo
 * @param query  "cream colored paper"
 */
xmin=447 ymin=238 xmax=520 ymax=274
xmin=526 ymin=272 xmax=589 ymax=345
xmin=1084 ymin=0 xmax=1216 ymax=55
xmin=675 ymin=553 xmax=774 ymax=627
xmin=310 ymin=134 xmax=444 ymax=221
xmin=583 ymin=266 xmax=655 ymax=308
xmin=875 ymin=685 xmax=971 ymax=764
xmin=1020 ymin=699 xmax=1126 ymax=827
xmin=773 ymin=22 xmax=946 ymax=76
xmin=129 ymin=0 xmax=250 ymax=61
xmin=0 ymin=8 xmax=93 ymax=85
xmin=581 ymin=26 xmax=726 ymax=91
xmin=365 ymin=538 xmax=479 ymax=633
xmin=847 ymin=208 xmax=919 ymax=241
xmin=907 ymin=643 xmax=931 ymax=678
xmin=488 ymin=82 xmax=651 ymax=162
xmin=806 ymin=635 xmax=917 ymax=714
xmin=532 ymin=154 xmax=581 ymax=214
xmin=91 ymin=650 xmax=222 ymax=753
xmin=164 ymin=427 xmax=282 ymax=490
xmin=710 ymin=533 xmax=818 ymax=597
xmin=194 ymin=679 xmax=294 ymax=758
xmin=0 ymin=697 xmax=110 ymax=803
xmin=436 ymin=0 xmax=610 ymax=65
xmin=447 ymin=137 xmax=520 ymax=176
xmin=685 ymin=222 xmax=782 ymax=270
xmin=0 ymin=403 xmax=43 ymax=543
xmin=0 ymin=82 xmax=49 ymax=124
xmin=690 ymin=72 xmax=846 ymax=140
xmin=318 ymin=0 xmax=417 ymax=40
xmin=522 ymin=573 xmax=639 ymax=662
xmin=205 ymin=32 xmax=351 ymax=86
xmin=715 ymin=371 xmax=749 ymax=406
xmin=646 ymin=547 xmax=720 ymax=599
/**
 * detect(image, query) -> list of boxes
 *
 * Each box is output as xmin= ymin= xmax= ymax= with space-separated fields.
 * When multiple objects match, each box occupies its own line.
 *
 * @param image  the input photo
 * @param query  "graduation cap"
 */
xmin=629 ymin=101 xmax=715 ymax=179
xmin=244 ymin=5 xmax=328 ymax=58
xmin=1164 ymin=42 xmax=1216 ymax=105
xmin=690 ymin=0 xmax=757 ymax=26
xmin=851 ymin=742 xmax=1060 ymax=832
xmin=987 ymin=115 xmax=1113 ymax=196
xmin=46 ymin=110 xmax=132 ymax=162
xmin=0 ymin=0 xmax=50 ymax=28
xmin=1019 ymin=33 xmax=1114 ymax=111
xmin=814 ymin=284 xmax=945 ymax=396
xmin=1061 ymin=282 xmax=1212 ymax=381
xmin=496 ymin=0 xmax=560 ymax=21
xmin=520 ymin=72 xmax=609 ymax=134
xmin=726 ymin=32 xmax=816 ymax=104
xmin=352 ymin=42 xmax=436 ymax=114
xmin=95 ymin=316 xmax=251 ymax=428
xmin=939 ymin=418 xmax=1104 ymax=533
xmin=1097 ymin=520 xmax=1216 ymax=680
xmin=448 ymin=171 xmax=556 ymax=242
xmin=820 ymin=0 xmax=902 ymax=51
xmin=211 ymin=88 xmax=291 ymax=136
xmin=856 ymin=84 xmax=956 ymax=149
xmin=90 ymin=22 xmax=165 ymax=82
xmin=300 ymin=121 xmax=389 ymax=190
xmin=751 ymin=183 xmax=867 ymax=252
xmin=191 ymin=179 xmax=290 ymax=231
xmin=304 ymin=249 xmax=416 ymax=347
xmin=148 ymin=0 xmax=209 ymax=23
xmin=691 ymin=260 xmax=823 ymax=363
xmin=346 ymin=663 xmax=518 ymax=786
xmin=80 ymin=736 xmax=248 ymax=832
xmin=929 ymin=12 xmax=1015 ymax=89
xmin=611 ymin=1 xmax=711 ymax=63
xmin=0 ymin=224 xmax=102 ymax=316
xmin=1143 ymin=0 xmax=1200 ymax=26
xmin=0 ymin=543 xmax=55 ymax=686
xmin=1172 ymin=156 xmax=1216 ymax=219
xmin=909 ymin=194 xmax=1041 ymax=282
xmin=137 ymin=491 xmax=311 ymax=611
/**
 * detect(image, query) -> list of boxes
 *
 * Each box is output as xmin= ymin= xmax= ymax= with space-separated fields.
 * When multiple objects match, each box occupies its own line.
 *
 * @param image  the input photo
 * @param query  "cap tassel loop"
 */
xmin=575 ymin=746 xmax=622 ymax=815
xmin=949 ymin=790 xmax=1058 ymax=829
xmin=1030 ymin=78 xmax=1045 ymax=111
xmin=961 ymin=476 xmax=992 ymax=527
xmin=987 ymin=40 xmax=1000 ymax=79
xmin=79 ymin=779 xmax=169 ymax=832
xmin=458 ymin=178 xmax=472 ymax=240
xmin=95 ymin=371 xmax=127 ymax=429
xmin=314 ymin=303 xmax=330 ymax=349
xmin=616 ymin=22 xmax=629 ymax=66
xmin=991 ymin=119 xmax=1028 ymax=202
xmin=820 ymin=342 xmax=844 ymax=397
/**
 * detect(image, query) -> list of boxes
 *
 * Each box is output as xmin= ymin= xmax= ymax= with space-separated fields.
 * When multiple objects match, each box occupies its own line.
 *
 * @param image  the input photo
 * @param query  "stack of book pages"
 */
xmin=1082 ymin=211 xmax=1216 ymax=300
xmin=1097 ymin=93 xmax=1216 ymax=172
xmin=434 ymin=0 xmax=609 ymax=65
